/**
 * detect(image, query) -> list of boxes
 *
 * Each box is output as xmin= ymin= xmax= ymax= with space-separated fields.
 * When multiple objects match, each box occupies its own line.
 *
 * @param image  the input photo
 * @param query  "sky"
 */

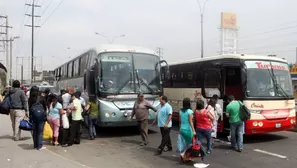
xmin=1 ymin=0 xmax=297 ymax=80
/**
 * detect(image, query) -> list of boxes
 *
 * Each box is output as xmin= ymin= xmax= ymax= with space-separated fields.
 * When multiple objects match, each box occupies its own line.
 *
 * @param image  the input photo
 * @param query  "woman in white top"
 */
xmin=206 ymin=96 xmax=222 ymax=139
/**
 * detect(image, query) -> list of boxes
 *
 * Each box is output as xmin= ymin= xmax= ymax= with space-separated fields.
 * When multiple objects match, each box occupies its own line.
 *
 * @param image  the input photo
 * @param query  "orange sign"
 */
xmin=221 ymin=12 xmax=237 ymax=29
xmin=290 ymin=64 xmax=297 ymax=74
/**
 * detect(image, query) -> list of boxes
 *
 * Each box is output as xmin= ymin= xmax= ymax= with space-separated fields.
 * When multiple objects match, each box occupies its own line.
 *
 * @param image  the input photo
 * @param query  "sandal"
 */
xmin=180 ymin=154 xmax=186 ymax=163
xmin=54 ymin=143 xmax=59 ymax=146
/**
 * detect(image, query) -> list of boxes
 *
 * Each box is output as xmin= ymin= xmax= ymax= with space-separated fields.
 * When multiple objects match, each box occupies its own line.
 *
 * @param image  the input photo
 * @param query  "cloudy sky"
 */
xmin=1 ymin=0 xmax=297 ymax=80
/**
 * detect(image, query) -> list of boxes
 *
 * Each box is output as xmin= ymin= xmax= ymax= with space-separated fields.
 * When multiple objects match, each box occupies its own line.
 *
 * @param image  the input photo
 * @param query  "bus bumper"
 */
xmin=97 ymin=119 xmax=155 ymax=127
xmin=245 ymin=117 xmax=296 ymax=135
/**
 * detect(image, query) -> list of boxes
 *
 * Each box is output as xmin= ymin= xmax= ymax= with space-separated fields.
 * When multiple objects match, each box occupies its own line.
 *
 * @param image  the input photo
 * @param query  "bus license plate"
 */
xmin=275 ymin=123 xmax=281 ymax=128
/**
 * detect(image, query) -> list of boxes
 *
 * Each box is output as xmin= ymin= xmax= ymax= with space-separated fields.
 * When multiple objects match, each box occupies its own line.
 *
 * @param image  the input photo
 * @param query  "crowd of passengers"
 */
xmin=1 ymin=80 xmax=244 ymax=163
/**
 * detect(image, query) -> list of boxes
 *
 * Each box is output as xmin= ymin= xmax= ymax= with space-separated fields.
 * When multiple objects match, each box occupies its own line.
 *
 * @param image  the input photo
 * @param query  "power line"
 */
xmin=15 ymin=1 xmax=30 ymax=58
xmin=237 ymin=41 xmax=297 ymax=52
xmin=40 ymin=0 xmax=65 ymax=27
xmin=238 ymin=25 xmax=297 ymax=40
xmin=40 ymin=0 xmax=54 ymax=16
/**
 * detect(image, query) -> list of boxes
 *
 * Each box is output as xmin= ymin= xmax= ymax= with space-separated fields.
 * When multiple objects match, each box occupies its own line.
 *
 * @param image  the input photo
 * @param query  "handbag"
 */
xmin=19 ymin=119 xmax=33 ymax=131
xmin=191 ymin=136 xmax=201 ymax=157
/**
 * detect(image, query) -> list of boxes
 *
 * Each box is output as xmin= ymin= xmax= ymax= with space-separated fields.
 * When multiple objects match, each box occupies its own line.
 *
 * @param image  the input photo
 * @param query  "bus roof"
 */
xmin=94 ymin=44 xmax=157 ymax=55
xmin=169 ymin=54 xmax=288 ymax=66
xmin=54 ymin=44 xmax=157 ymax=69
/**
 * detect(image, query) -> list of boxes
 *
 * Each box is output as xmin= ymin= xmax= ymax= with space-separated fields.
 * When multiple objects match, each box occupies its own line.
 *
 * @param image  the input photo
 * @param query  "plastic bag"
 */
xmin=177 ymin=134 xmax=186 ymax=153
xmin=43 ymin=122 xmax=53 ymax=140
xmin=62 ymin=113 xmax=69 ymax=129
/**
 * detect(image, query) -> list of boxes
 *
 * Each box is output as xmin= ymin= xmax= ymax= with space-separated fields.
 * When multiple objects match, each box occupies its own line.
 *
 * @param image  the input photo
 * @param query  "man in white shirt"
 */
xmin=62 ymin=90 xmax=72 ymax=110
xmin=63 ymin=91 xmax=83 ymax=147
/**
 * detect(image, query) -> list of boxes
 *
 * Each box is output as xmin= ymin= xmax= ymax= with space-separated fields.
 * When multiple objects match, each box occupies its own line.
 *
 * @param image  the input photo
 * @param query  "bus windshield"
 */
xmin=99 ymin=52 xmax=161 ymax=94
xmin=245 ymin=60 xmax=294 ymax=98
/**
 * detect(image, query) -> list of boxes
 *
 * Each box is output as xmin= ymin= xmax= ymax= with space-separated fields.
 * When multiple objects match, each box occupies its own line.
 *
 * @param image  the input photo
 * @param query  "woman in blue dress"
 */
xmin=179 ymin=98 xmax=196 ymax=160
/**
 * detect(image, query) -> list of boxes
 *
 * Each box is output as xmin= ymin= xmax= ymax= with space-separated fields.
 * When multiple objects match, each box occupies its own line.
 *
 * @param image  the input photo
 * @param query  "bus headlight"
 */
xmin=291 ymin=118 xmax=296 ymax=124
xmin=258 ymin=122 xmax=263 ymax=127
xmin=111 ymin=112 xmax=116 ymax=117
xmin=105 ymin=113 xmax=110 ymax=118
xmin=253 ymin=121 xmax=258 ymax=127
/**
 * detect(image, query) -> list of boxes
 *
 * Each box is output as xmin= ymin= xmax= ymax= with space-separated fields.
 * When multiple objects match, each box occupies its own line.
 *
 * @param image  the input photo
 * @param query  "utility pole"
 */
xmin=25 ymin=0 xmax=41 ymax=83
xmin=16 ymin=57 xmax=25 ymax=84
xmin=0 ymin=15 xmax=12 ymax=85
xmin=156 ymin=47 xmax=163 ymax=59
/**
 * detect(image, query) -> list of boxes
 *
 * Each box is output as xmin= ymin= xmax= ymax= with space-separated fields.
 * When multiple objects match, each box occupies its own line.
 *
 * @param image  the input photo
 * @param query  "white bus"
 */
xmin=53 ymin=44 xmax=169 ymax=127
xmin=162 ymin=54 xmax=296 ymax=135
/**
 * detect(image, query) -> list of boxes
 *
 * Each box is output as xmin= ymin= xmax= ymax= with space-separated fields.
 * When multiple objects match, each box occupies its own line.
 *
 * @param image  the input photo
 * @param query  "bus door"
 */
xmin=201 ymin=68 xmax=224 ymax=132
xmin=222 ymin=66 xmax=243 ymax=132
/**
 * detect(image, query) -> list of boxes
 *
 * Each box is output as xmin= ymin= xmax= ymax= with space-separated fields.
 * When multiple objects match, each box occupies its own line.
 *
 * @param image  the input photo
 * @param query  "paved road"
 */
xmin=1 ymin=114 xmax=297 ymax=168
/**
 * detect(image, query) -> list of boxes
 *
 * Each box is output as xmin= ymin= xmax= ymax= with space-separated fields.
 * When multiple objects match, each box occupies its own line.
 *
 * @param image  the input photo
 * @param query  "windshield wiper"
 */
xmin=115 ymin=72 xmax=133 ymax=94
xmin=135 ymin=70 xmax=155 ymax=94
xmin=267 ymin=62 xmax=289 ymax=99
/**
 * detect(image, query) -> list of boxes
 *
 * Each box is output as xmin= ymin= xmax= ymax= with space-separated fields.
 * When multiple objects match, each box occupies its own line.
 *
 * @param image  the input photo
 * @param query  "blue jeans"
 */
xmin=230 ymin=122 xmax=244 ymax=150
xmin=88 ymin=116 xmax=97 ymax=137
xmin=196 ymin=128 xmax=212 ymax=152
xmin=32 ymin=115 xmax=45 ymax=150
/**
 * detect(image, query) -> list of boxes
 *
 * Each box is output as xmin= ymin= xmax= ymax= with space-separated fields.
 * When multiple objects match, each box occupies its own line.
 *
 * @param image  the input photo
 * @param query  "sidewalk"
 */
xmin=0 ymin=115 xmax=86 ymax=168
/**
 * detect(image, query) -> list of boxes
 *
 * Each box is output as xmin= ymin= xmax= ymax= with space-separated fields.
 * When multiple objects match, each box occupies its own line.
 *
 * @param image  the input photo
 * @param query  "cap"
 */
xmin=108 ymin=80 xmax=114 ymax=84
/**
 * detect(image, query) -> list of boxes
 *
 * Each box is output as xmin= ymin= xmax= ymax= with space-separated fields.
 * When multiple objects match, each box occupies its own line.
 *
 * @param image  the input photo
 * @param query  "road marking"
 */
xmin=253 ymin=149 xmax=287 ymax=159
xmin=45 ymin=149 xmax=91 ymax=168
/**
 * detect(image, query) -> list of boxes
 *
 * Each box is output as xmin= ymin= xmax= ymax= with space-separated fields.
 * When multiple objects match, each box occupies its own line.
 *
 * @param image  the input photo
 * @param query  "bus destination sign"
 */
xmin=102 ymin=55 xmax=130 ymax=62
xmin=245 ymin=61 xmax=289 ymax=71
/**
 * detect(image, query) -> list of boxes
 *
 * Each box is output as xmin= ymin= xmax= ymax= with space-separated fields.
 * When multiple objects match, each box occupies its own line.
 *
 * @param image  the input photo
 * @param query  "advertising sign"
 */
xmin=221 ymin=12 xmax=237 ymax=29
xmin=245 ymin=61 xmax=289 ymax=71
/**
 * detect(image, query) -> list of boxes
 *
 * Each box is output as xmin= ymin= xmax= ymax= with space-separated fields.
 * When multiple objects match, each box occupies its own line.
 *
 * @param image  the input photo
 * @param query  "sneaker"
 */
xmin=237 ymin=149 xmax=242 ymax=152
xmin=155 ymin=148 xmax=162 ymax=155
xmin=62 ymin=144 xmax=72 ymax=147
xmin=163 ymin=147 xmax=172 ymax=152
xmin=227 ymin=135 xmax=231 ymax=142
xmin=38 ymin=146 xmax=46 ymax=151
xmin=140 ymin=142 xmax=147 ymax=146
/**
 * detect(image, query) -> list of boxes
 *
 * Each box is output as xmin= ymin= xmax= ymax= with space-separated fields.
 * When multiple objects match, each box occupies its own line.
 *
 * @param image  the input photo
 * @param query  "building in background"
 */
xmin=220 ymin=12 xmax=238 ymax=54
xmin=27 ymin=70 xmax=55 ymax=85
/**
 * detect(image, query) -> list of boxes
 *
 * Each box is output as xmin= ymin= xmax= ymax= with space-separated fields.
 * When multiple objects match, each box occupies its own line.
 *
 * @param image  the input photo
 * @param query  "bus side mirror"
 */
xmin=165 ymin=66 xmax=170 ymax=81
xmin=159 ymin=60 xmax=170 ymax=81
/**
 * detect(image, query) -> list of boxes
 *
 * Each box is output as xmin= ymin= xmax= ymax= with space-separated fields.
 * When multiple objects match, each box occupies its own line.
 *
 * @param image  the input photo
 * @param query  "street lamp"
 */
xmin=196 ymin=0 xmax=211 ymax=58
xmin=94 ymin=32 xmax=125 ymax=44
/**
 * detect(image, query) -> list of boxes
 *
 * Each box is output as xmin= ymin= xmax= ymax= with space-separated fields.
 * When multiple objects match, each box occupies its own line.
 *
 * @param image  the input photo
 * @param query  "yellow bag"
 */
xmin=43 ymin=122 xmax=53 ymax=140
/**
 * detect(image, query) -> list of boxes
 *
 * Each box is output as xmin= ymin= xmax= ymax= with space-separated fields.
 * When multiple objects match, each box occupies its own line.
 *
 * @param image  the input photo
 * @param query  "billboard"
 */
xmin=290 ymin=64 xmax=297 ymax=78
xmin=221 ymin=12 xmax=237 ymax=29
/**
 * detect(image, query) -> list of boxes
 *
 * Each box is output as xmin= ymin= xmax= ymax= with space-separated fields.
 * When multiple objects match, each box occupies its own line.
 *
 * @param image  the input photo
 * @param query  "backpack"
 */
xmin=0 ymin=94 xmax=11 ymax=115
xmin=30 ymin=98 xmax=46 ymax=121
xmin=238 ymin=101 xmax=251 ymax=121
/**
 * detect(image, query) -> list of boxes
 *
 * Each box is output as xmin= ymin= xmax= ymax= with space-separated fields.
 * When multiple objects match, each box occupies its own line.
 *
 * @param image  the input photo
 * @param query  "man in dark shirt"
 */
xmin=131 ymin=92 xmax=157 ymax=146
xmin=9 ymin=80 xmax=28 ymax=141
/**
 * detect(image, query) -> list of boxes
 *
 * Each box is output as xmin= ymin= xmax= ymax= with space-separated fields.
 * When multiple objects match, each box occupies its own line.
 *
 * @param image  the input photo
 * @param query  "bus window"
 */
xmin=202 ymin=68 xmax=221 ymax=98
xmin=73 ymin=59 xmax=80 ymax=77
